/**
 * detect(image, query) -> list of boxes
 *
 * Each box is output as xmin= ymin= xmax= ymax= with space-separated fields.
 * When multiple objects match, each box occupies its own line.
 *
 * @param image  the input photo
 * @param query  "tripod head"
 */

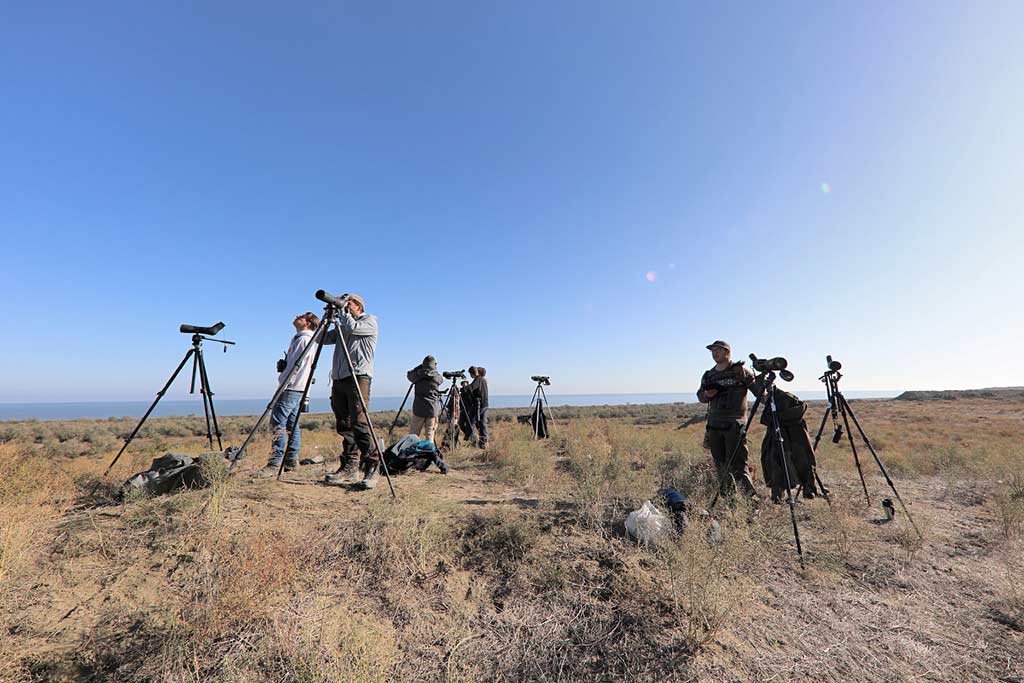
xmin=817 ymin=354 xmax=844 ymax=385
xmin=181 ymin=322 xmax=235 ymax=350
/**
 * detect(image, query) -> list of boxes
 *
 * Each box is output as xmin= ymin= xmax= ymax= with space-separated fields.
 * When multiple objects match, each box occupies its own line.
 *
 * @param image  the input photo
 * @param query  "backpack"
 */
xmin=382 ymin=435 xmax=448 ymax=475
xmin=122 ymin=451 xmax=224 ymax=497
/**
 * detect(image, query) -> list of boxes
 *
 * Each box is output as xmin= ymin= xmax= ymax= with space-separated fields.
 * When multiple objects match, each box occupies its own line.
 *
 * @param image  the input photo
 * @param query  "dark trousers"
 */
xmin=706 ymin=422 xmax=757 ymax=497
xmin=330 ymin=375 xmax=376 ymax=465
xmin=474 ymin=407 xmax=489 ymax=446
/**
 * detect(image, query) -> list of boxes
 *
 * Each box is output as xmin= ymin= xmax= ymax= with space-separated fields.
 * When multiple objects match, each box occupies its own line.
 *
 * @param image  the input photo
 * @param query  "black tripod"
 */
xmin=812 ymin=355 xmax=920 ymax=538
xmin=229 ymin=291 xmax=396 ymax=498
xmin=102 ymin=323 xmax=234 ymax=478
xmin=439 ymin=376 xmax=473 ymax=452
xmin=529 ymin=376 xmax=555 ymax=439
xmin=707 ymin=369 xmax=806 ymax=568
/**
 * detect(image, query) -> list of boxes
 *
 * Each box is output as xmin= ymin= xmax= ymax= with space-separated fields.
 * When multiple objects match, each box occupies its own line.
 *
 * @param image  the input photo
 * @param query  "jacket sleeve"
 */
xmin=322 ymin=328 xmax=338 ymax=346
xmin=407 ymin=366 xmax=425 ymax=383
xmin=697 ymin=372 xmax=711 ymax=403
xmin=338 ymin=312 xmax=377 ymax=337
xmin=428 ymin=369 xmax=443 ymax=387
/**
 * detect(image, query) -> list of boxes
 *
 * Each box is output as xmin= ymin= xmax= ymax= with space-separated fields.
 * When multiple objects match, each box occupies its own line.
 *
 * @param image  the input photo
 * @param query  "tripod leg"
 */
xmin=388 ymin=383 xmax=414 ymax=442
xmin=838 ymin=395 xmax=871 ymax=506
xmin=768 ymin=392 xmax=805 ymax=568
xmin=197 ymin=348 xmax=224 ymax=450
xmin=840 ymin=395 xmax=922 ymax=539
xmin=811 ymin=405 xmax=830 ymax=451
xmin=539 ymin=385 xmax=557 ymax=428
xmin=194 ymin=351 xmax=215 ymax=449
xmin=103 ymin=348 xmax=195 ymax=477
xmin=276 ymin=325 xmax=330 ymax=480
xmin=231 ymin=319 xmax=329 ymax=473
xmin=330 ymin=318 xmax=396 ymax=498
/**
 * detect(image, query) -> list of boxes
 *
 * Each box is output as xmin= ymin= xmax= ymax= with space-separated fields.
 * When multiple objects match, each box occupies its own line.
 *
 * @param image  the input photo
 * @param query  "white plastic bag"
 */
xmin=625 ymin=500 xmax=669 ymax=544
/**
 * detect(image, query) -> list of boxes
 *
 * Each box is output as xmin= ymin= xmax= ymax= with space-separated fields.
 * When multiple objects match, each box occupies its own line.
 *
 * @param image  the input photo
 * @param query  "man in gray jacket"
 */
xmin=406 ymin=355 xmax=443 ymax=443
xmin=253 ymin=312 xmax=319 ymax=478
xmin=321 ymin=294 xmax=380 ymax=489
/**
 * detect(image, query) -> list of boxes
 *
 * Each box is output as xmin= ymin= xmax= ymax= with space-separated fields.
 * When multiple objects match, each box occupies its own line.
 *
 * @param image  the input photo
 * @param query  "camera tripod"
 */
xmin=707 ymin=370 xmax=806 ymax=568
xmin=439 ymin=377 xmax=473 ymax=452
xmin=102 ymin=323 xmax=234 ymax=477
xmin=529 ymin=377 xmax=555 ymax=439
xmin=229 ymin=291 xmax=396 ymax=498
xmin=812 ymin=356 xmax=920 ymax=538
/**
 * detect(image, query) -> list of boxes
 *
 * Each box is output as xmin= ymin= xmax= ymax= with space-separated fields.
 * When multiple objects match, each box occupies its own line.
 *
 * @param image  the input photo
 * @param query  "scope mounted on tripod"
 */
xmin=180 ymin=322 xmax=225 ymax=336
xmin=443 ymin=370 xmax=466 ymax=379
xmin=315 ymin=290 xmax=351 ymax=308
xmin=531 ymin=375 xmax=551 ymax=385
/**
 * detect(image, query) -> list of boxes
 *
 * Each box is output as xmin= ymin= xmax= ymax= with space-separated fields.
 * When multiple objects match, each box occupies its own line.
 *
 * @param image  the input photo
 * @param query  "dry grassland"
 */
xmin=1 ymin=398 xmax=1022 ymax=682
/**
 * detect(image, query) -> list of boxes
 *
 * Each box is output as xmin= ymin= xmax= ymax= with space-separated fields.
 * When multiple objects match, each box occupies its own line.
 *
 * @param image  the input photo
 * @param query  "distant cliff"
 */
xmin=895 ymin=387 xmax=1024 ymax=401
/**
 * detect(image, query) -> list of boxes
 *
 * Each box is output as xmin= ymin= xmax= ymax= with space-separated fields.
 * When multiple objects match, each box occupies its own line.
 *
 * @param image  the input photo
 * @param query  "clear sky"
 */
xmin=2 ymin=2 xmax=1022 ymax=403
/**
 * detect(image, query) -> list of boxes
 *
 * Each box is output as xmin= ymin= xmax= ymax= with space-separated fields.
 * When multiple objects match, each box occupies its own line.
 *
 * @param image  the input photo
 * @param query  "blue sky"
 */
xmin=2 ymin=2 xmax=1022 ymax=402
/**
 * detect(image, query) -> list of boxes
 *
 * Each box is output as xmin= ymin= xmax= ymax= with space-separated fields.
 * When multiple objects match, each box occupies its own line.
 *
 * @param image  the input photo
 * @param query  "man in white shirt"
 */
xmin=253 ymin=311 xmax=319 ymax=478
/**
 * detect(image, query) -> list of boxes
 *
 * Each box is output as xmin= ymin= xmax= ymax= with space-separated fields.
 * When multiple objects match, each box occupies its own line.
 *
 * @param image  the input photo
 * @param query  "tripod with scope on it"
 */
xmin=438 ymin=370 xmax=473 ymax=453
xmin=529 ymin=375 xmax=555 ymax=439
xmin=102 ymin=322 xmax=235 ymax=478
xmin=230 ymin=290 xmax=396 ymax=498
xmin=812 ymin=355 xmax=920 ymax=538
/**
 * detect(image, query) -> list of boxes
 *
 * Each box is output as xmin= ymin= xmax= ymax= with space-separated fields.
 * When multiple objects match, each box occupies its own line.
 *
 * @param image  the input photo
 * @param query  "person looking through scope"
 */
xmin=697 ymin=340 xmax=759 ymax=501
xmin=253 ymin=312 xmax=320 ymax=478
xmin=321 ymin=294 xmax=381 ymax=489
xmin=468 ymin=366 xmax=489 ymax=449
xmin=406 ymin=355 xmax=443 ymax=443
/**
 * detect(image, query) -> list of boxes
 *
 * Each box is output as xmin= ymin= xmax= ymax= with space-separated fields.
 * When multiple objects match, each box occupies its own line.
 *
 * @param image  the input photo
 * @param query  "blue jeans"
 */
xmin=268 ymin=390 xmax=303 ymax=467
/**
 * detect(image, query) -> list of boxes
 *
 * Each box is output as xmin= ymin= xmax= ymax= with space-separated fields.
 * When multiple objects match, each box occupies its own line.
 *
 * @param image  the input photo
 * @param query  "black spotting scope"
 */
xmin=315 ymin=289 xmax=351 ymax=307
xmin=826 ymin=355 xmax=842 ymax=371
xmin=180 ymin=322 xmax=225 ymax=336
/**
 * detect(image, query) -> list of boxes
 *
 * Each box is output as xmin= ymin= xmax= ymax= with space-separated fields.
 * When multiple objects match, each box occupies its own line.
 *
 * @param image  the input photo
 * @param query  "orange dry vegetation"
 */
xmin=1 ymin=398 xmax=1022 ymax=682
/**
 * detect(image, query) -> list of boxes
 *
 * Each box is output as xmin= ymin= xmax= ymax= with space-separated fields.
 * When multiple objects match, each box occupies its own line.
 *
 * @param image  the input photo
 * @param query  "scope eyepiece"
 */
xmin=180 ymin=322 xmax=226 ymax=336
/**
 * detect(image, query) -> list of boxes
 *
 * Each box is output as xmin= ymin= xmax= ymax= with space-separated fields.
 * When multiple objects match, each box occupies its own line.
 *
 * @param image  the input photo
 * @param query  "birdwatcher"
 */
xmin=697 ymin=341 xmax=759 ymax=500
xmin=458 ymin=379 xmax=478 ymax=443
xmin=469 ymin=366 xmax=490 ymax=449
xmin=406 ymin=355 xmax=443 ymax=443
xmin=253 ymin=311 xmax=319 ymax=478
xmin=321 ymin=294 xmax=381 ymax=489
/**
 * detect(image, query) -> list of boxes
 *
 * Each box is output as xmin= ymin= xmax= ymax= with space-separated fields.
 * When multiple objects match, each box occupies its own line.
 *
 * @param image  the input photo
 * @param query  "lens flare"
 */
xmin=820 ymin=181 xmax=831 ymax=194
xmin=645 ymin=271 xmax=657 ymax=282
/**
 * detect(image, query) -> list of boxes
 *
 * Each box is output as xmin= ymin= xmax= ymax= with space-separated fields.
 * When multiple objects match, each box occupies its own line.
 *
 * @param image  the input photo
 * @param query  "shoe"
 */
xmin=251 ymin=465 xmax=279 ymax=479
xmin=360 ymin=462 xmax=380 ymax=490
xmin=324 ymin=457 xmax=360 ymax=485
xmin=283 ymin=463 xmax=297 ymax=473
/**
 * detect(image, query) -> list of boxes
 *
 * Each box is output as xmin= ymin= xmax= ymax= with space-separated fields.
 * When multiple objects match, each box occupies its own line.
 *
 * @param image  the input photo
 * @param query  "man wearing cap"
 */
xmin=322 ymin=294 xmax=381 ymax=489
xmin=406 ymin=355 xmax=443 ymax=443
xmin=698 ymin=341 xmax=759 ymax=500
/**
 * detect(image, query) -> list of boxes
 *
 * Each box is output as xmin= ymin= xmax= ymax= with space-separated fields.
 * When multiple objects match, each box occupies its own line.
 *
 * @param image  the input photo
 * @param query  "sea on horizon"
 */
xmin=0 ymin=391 xmax=898 ymax=422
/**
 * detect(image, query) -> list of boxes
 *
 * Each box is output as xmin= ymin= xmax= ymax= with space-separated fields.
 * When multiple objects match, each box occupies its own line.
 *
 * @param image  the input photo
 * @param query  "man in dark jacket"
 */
xmin=406 ymin=355 xmax=443 ymax=443
xmin=469 ymin=366 xmax=490 ymax=449
xmin=697 ymin=341 xmax=759 ymax=499
xmin=458 ymin=380 xmax=478 ymax=443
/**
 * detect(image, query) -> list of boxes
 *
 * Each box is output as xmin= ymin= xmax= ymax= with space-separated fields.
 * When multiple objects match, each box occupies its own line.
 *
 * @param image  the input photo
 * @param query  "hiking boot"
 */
xmin=324 ymin=457 xmax=360 ymax=485
xmin=283 ymin=462 xmax=298 ymax=473
xmin=359 ymin=461 xmax=380 ymax=490
xmin=252 ymin=465 xmax=279 ymax=479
